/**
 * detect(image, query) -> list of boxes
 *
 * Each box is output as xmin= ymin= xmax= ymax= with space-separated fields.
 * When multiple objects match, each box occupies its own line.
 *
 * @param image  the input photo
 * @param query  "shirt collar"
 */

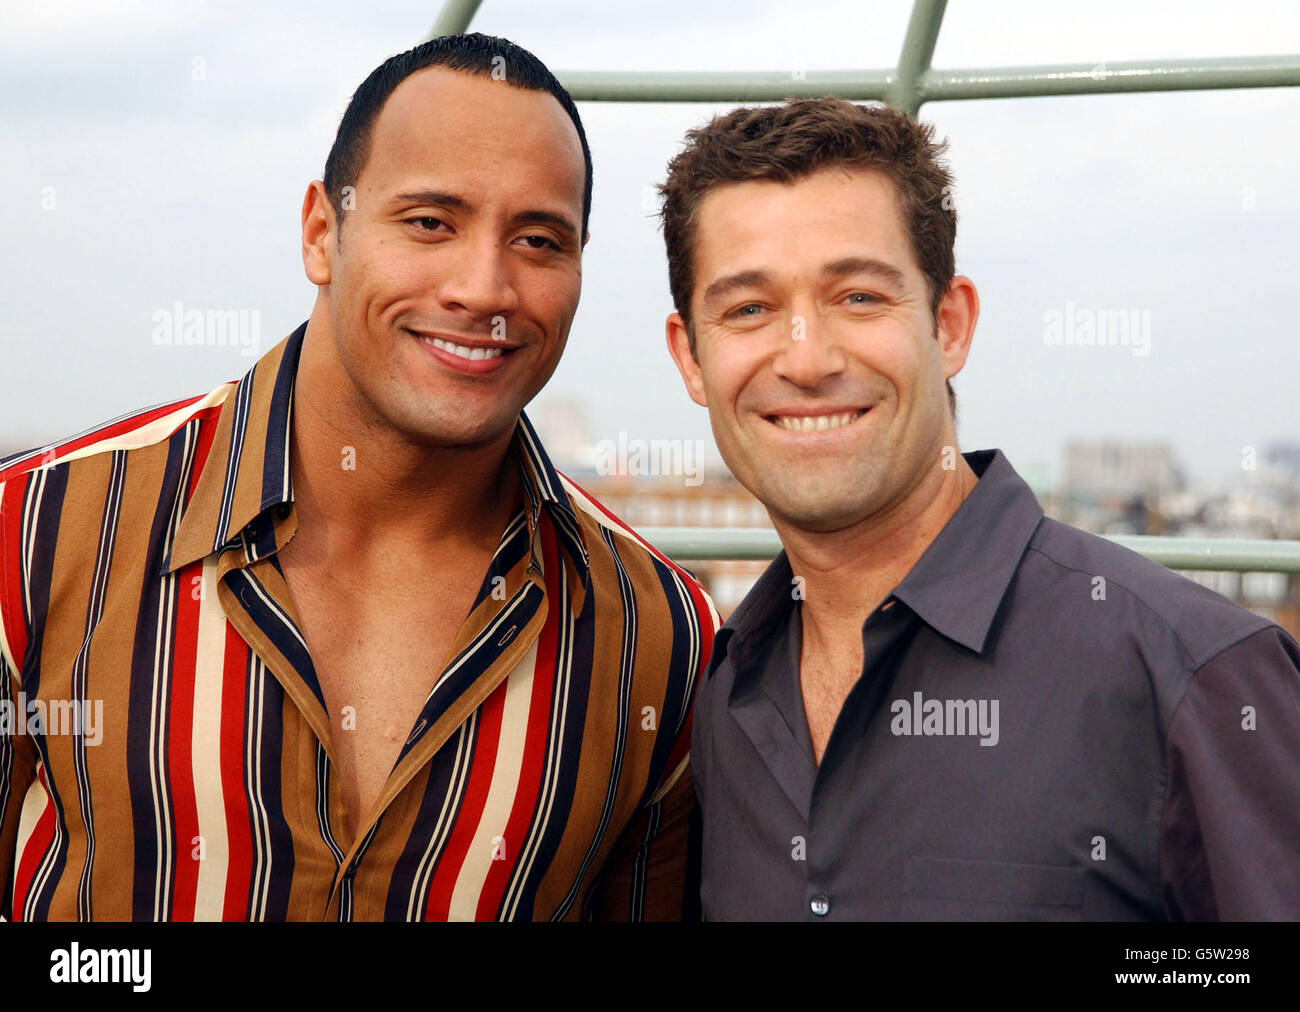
xmin=165 ymin=321 xmax=590 ymax=584
xmin=710 ymin=448 xmax=1044 ymax=675
xmin=890 ymin=449 xmax=1043 ymax=653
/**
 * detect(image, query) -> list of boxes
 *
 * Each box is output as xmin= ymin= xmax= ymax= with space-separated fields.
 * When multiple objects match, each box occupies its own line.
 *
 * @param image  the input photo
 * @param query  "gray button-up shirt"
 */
xmin=693 ymin=449 xmax=1300 ymax=920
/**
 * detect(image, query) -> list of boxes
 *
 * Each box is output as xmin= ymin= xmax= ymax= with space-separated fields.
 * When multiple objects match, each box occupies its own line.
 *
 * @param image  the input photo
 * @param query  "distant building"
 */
xmin=1064 ymin=441 xmax=1184 ymax=501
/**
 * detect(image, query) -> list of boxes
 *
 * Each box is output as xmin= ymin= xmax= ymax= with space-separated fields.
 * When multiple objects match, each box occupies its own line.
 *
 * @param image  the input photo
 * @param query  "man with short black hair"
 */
xmin=661 ymin=97 xmax=1300 ymax=920
xmin=0 ymin=33 xmax=716 ymax=921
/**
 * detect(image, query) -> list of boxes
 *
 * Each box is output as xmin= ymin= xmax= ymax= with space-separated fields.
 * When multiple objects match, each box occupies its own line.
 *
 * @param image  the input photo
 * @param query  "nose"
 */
xmin=771 ymin=309 xmax=846 ymax=388
xmin=435 ymin=234 xmax=520 ymax=323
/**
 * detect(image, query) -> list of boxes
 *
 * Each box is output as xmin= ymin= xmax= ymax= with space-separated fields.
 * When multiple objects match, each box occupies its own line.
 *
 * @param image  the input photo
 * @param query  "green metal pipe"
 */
xmin=922 ymin=53 xmax=1300 ymax=102
xmin=557 ymin=69 xmax=895 ymax=103
xmin=893 ymin=0 xmax=948 ymax=115
xmin=636 ymin=527 xmax=1300 ymax=573
xmin=555 ymin=53 xmax=1300 ymax=105
xmin=426 ymin=0 xmax=482 ymax=40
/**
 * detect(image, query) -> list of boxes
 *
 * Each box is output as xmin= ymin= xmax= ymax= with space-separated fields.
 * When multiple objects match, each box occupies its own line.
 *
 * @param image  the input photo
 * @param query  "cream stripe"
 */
xmin=190 ymin=555 xmax=230 ymax=920
xmin=12 ymin=764 xmax=50 ymax=913
xmin=29 ymin=384 xmax=232 ymax=471
xmin=446 ymin=641 xmax=539 ymax=920
xmin=647 ymin=753 xmax=690 ymax=806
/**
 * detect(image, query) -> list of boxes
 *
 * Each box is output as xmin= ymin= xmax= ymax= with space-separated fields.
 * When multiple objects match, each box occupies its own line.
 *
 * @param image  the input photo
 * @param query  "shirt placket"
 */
xmin=322 ymin=501 xmax=556 ymax=921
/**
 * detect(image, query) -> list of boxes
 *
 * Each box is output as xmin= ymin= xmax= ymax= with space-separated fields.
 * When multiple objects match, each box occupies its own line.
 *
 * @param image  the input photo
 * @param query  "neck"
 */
xmin=777 ymin=449 xmax=979 ymax=649
xmin=288 ymin=314 xmax=522 ymax=558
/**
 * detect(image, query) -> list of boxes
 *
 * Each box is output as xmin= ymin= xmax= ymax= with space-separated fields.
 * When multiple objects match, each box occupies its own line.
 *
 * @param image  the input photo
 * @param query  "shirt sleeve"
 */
xmin=1 ymin=657 xmax=38 ymax=922
xmin=1161 ymin=624 xmax=1300 ymax=919
xmin=587 ymin=749 xmax=695 ymax=923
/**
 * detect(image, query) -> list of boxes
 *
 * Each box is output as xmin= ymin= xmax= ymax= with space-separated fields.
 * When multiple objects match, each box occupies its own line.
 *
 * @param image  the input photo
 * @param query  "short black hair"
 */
xmin=322 ymin=32 xmax=592 ymax=238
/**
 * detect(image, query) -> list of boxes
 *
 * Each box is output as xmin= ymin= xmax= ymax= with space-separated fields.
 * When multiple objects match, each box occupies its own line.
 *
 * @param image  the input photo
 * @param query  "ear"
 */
xmin=302 ymin=180 xmax=335 ymax=286
xmin=936 ymin=275 xmax=979 ymax=381
xmin=665 ymin=312 xmax=708 ymax=407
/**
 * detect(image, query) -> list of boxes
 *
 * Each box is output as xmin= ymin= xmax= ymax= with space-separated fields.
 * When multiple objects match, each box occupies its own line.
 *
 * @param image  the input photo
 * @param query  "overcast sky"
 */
xmin=3 ymin=0 xmax=1298 ymax=490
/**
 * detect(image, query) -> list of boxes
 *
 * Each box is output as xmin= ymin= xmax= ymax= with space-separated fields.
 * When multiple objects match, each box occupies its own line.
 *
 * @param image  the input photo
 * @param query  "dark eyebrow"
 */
xmin=701 ymin=257 xmax=908 ymax=312
xmin=701 ymin=269 xmax=773 ymax=310
xmin=822 ymin=256 xmax=907 ymax=288
xmin=392 ymin=191 xmax=578 ymax=244
xmin=392 ymin=190 xmax=471 ymax=213
xmin=509 ymin=209 xmax=579 ymax=243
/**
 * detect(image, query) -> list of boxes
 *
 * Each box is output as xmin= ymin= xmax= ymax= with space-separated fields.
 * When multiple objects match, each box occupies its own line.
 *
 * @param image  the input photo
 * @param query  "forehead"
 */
xmin=693 ymin=167 xmax=917 ymax=279
xmin=362 ymin=66 xmax=585 ymax=206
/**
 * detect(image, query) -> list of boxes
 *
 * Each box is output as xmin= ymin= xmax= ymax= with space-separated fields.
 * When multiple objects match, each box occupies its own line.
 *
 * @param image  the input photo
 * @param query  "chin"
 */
xmin=754 ymin=485 xmax=867 ymax=533
xmin=388 ymin=405 xmax=514 ymax=449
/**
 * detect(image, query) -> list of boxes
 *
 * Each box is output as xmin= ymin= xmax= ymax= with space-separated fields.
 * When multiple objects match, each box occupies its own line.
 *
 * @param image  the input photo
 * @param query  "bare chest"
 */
xmin=279 ymin=552 xmax=484 ymax=837
xmin=799 ymin=637 xmax=866 ymax=766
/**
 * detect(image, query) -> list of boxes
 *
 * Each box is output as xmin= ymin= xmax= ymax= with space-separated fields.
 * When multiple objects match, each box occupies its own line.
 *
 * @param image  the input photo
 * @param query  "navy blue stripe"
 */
xmin=505 ymin=571 xmax=595 ymax=921
xmin=256 ymin=677 xmax=294 ymax=921
xmin=17 ymin=465 xmax=73 ymax=920
xmin=397 ymin=582 xmax=545 ymax=765
xmin=549 ymin=527 xmax=636 ymax=921
xmin=126 ymin=430 xmax=191 ymax=920
xmin=632 ymin=557 xmax=700 ymax=809
xmin=469 ymin=513 xmax=530 ymax=612
xmin=258 ymin=321 xmax=305 ymax=513
xmin=18 ymin=464 xmax=70 ymax=697
xmin=225 ymin=566 xmax=325 ymax=712
xmin=382 ymin=728 xmax=473 ymax=920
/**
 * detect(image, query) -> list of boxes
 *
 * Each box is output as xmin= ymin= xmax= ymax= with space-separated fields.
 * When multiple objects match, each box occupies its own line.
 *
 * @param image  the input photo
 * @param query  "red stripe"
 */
xmin=0 ymin=390 xmax=222 ymax=484
xmin=165 ymin=560 xmax=203 ymax=920
xmin=185 ymin=406 xmax=221 ymax=501
xmin=10 ymin=764 xmax=57 ymax=921
xmin=474 ymin=511 xmax=563 ymax=919
xmin=423 ymin=678 xmax=507 ymax=920
xmin=562 ymin=471 xmax=718 ymax=674
xmin=559 ymin=472 xmax=705 ymax=587
xmin=0 ymin=477 xmax=30 ymax=670
xmin=159 ymin=418 xmax=220 ymax=920
xmin=219 ymin=625 xmax=253 ymax=919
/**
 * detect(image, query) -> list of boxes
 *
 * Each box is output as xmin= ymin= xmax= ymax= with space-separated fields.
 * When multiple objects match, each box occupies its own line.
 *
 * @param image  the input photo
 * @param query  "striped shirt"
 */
xmin=0 ymin=321 xmax=718 ymax=921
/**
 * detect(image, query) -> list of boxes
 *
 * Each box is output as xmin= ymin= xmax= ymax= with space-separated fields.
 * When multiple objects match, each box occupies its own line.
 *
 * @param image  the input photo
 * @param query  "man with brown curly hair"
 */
xmin=662 ymin=98 xmax=1300 ymax=921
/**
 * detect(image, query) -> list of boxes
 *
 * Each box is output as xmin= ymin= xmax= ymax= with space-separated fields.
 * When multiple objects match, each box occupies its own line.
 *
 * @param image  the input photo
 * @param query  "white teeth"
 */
xmin=416 ymin=333 xmax=504 ymax=360
xmin=771 ymin=410 xmax=864 ymax=432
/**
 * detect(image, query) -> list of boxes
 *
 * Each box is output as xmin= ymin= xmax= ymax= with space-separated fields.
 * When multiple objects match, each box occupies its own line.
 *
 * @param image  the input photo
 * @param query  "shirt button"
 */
xmin=810 ymin=894 xmax=830 ymax=917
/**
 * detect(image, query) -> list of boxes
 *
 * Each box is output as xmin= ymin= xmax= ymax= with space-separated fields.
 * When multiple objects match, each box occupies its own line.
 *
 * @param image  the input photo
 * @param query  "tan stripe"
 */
xmin=446 ymin=640 xmax=539 ymax=920
xmin=223 ymin=351 xmax=278 ymax=546
xmin=190 ymin=555 xmax=230 ymax=920
xmin=87 ymin=438 xmax=175 ymax=919
xmin=40 ymin=453 xmax=113 ymax=917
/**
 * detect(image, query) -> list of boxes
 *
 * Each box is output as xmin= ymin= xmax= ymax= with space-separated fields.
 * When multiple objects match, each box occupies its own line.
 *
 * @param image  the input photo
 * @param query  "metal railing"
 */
xmin=427 ymin=0 xmax=1300 ymax=576
xmin=634 ymin=528 xmax=1300 ymax=573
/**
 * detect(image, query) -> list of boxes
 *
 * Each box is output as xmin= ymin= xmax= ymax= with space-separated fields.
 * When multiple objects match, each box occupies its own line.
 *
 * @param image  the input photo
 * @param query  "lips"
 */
xmin=407 ymin=328 xmax=518 ymax=376
xmin=764 ymin=408 xmax=868 ymax=432
xmin=417 ymin=334 xmax=504 ymax=360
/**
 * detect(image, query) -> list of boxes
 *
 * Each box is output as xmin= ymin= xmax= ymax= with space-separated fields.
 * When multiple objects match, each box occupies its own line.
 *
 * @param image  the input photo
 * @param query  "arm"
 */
xmin=1161 ymin=625 xmax=1300 ymax=919
xmin=1 ymin=658 xmax=38 ymax=922
xmin=588 ymin=748 xmax=696 ymax=923
xmin=0 ymin=476 xmax=36 ymax=921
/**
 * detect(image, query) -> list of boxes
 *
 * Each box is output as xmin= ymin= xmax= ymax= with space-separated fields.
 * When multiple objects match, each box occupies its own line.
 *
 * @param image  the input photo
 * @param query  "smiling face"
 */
xmin=666 ymin=167 xmax=974 ymax=533
xmin=306 ymin=66 xmax=587 ymax=449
